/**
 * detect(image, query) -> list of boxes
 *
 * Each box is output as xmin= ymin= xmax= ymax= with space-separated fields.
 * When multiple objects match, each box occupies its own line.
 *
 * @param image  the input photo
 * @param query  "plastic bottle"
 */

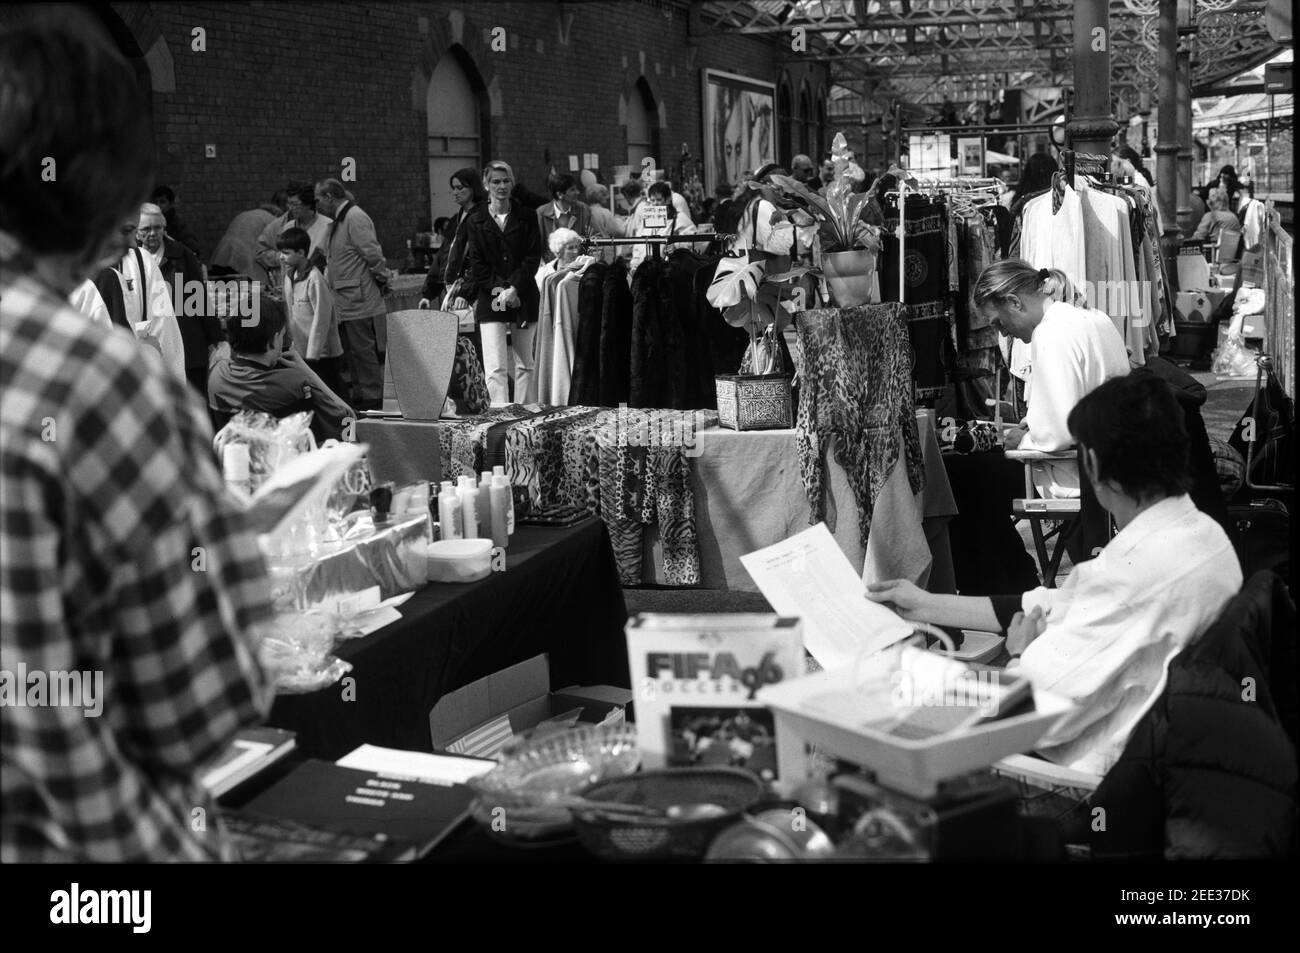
xmin=479 ymin=470 xmax=493 ymax=499
xmin=457 ymin=476 xmax=481 ymax=539
xmin=489 ymin=474 xmax=511 ymax=549
xmin=437 ymin=481 xmax=462 ymax=541
xmin=492 ymin=465 xmax=515 ymax=535
xmin=222 ymin=443 xmax=251 ymax=500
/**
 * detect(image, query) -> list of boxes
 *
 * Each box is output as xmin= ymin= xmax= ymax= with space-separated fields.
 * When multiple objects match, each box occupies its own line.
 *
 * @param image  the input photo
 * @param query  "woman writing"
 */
xmin=977 ymin=260 xmax=1130 ymax=497
xmin=867 ymin=373 xmax=1242 ymax=777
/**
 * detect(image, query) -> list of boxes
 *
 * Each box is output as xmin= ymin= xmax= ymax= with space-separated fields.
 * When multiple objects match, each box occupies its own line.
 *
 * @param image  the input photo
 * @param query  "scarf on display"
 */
xmin=437 ymin=404 xmax=537 ymax=482
xmin=596 ymin=408 xmax=717 ymax=587
xmin=796 ymin=304 xmax=925 ymax=545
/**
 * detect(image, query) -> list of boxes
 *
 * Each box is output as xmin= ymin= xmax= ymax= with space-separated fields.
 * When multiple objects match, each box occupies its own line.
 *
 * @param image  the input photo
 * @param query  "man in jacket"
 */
xmin=138 ymin=202 xmax=222 ymax=400
xmin=313 ymin=178 xmax=392 ymax=411
xmin=537 ymin=173 xmax=591 ymax=263
xmin=462 ymin=160 xmax=542 ymax=405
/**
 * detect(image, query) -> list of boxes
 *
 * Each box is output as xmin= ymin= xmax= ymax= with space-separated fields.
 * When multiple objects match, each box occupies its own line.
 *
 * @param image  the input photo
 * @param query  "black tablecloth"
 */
xmin=268 ymin=519 xmax=630 ymax=760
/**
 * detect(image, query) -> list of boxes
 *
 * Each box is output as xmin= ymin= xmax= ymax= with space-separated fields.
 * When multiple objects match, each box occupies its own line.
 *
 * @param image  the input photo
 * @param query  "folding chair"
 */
xmin=1005 ymin=449 xmax=1082 ymax=588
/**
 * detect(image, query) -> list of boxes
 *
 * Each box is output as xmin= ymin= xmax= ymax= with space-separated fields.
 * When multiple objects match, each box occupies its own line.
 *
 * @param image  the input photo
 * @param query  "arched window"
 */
xmin=778 ymin=81 xmax=793 ymax=168
xmin=627 ymin=77 xmax=661 ymax=171
xmin=800 ymin=89 xmax=812 ymax=157
xmin=816 ymin=92 xmax=827 ymax=159
xmin=427 ymin=47 xmax=488 ymax=224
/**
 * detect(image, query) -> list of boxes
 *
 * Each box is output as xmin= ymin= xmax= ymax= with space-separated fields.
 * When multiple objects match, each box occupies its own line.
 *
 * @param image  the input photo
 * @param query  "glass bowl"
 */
xmin=468 ymin=723 xmax=640 ymax=810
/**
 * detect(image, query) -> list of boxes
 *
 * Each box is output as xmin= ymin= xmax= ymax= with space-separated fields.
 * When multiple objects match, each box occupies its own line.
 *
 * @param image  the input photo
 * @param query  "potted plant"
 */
xmin=705 ymin=253 xmax=808 ymax=430
xmin=750 ymin=133 xmax=882 ymax=307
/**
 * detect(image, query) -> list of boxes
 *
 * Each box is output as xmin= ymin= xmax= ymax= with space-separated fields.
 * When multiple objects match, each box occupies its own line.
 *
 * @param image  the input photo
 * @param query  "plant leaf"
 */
xmin=706 ymin=255 xmax=765 ymax=309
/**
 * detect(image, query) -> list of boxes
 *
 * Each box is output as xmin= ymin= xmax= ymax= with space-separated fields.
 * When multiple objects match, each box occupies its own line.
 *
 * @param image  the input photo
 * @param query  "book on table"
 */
xmin=234 ymin=758 xmax=483 ymax=861
xmin=201 ymin=726 xmax=298 ymax=798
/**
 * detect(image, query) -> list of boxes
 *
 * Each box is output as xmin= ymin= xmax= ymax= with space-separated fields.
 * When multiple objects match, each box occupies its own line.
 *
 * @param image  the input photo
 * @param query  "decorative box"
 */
xmin=715 ymin=374 xmax=793 ymax=431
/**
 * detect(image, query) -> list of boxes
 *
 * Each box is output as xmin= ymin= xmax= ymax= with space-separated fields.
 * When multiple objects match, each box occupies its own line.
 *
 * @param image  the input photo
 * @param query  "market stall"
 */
xmin=267 ymin=519 xmax=629 ymax=760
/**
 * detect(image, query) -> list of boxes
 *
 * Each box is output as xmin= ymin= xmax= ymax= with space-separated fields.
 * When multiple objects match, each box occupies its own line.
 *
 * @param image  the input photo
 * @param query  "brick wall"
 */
xmin=5 ymin=1 xmax=829 ymax=263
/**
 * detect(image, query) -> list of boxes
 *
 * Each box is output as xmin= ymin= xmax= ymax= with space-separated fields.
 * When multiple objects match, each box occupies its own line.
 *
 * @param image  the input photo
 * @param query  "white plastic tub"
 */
xmin=426 ymin=538 xmax=493 ymax=583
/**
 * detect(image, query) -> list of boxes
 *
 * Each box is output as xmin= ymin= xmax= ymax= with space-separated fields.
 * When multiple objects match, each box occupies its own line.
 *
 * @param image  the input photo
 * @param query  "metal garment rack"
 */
xmin=583 ymin=233 xmax=735 ymax=260
xmin=886 ymin=176 xmax=1007 ymax=303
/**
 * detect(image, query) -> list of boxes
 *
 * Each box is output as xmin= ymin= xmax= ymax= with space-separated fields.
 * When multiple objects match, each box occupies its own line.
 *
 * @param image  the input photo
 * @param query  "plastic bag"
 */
xmin=258 ymin=609 xmax=353 ymax=694
xmin=1211 ymin=333 xmax=1256 ymax=378
xmin=213 ymin=410 xmax=315 ymax=494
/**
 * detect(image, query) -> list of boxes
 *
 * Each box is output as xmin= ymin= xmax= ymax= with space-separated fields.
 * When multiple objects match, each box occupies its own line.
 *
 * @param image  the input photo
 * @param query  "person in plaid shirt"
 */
xmin=1 ymin=11 xmax=275 ymax=861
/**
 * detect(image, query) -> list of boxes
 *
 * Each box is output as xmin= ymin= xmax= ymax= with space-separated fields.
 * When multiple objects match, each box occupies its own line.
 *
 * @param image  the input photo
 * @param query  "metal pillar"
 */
xmin=1176 ymin=48 xmax=1195 ymax=233
xmin=1065 ymin=0 xmax=1120 ymax=156
xmin=1155 ymin=0 xmax=1182 ymax=260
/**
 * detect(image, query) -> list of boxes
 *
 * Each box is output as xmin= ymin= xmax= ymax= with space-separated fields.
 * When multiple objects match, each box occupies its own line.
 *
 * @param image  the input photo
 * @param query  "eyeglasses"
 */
xmin=137 ymin=225 xmax=165 ymax=233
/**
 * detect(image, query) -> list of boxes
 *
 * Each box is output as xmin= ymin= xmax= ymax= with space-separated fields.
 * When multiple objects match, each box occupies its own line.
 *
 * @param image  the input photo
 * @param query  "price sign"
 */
xmin=643 ymin=204 xmax=669 ymax=229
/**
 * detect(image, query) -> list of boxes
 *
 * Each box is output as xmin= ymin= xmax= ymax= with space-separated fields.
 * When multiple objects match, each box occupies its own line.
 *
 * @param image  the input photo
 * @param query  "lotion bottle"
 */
xmin=492 ymin=465 xmax=515 ymax=535
xmin=458 ymin=476 xmax=481 ymax=539
xmin=489 ymin=474 xmax=511 ymax=548
xmin=437 ymin=481 xmax=462 ymax=541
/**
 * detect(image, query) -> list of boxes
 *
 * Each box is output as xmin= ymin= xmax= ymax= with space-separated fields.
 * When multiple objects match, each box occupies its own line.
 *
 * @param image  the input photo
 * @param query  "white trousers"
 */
xmin=480 ymin=322 xmax=537 ymax=406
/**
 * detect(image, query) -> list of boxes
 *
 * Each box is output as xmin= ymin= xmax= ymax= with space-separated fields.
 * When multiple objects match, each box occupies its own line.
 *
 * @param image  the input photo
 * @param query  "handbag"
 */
xmin=440 ymin=280 xmax=477 ymax=331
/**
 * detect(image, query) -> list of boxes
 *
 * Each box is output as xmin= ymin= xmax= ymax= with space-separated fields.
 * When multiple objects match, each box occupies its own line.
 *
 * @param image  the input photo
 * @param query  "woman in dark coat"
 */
xmin=419 ymin=167 xmax=487 ymax=306
xmin=460 ymin=160 xmax=542 ymax=405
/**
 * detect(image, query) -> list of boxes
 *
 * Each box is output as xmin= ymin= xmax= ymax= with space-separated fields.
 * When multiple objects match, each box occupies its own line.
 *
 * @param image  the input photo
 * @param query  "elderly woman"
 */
xmin=533 ymin=227 xmax=595 ymax=404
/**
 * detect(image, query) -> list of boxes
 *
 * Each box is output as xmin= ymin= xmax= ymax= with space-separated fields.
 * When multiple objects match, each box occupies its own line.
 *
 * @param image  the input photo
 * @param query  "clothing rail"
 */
xmin=886 ymin=177 xmax=1007 ymax=303
xmin=582 ymin=233 xmax=734 ymax=260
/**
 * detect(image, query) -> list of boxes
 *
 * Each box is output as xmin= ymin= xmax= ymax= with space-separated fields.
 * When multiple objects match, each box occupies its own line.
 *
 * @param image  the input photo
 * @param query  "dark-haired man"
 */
xmin=537 ymin=173 xmax=591 ymax=263
xmin=207 ymin=294 xmax=353 ymax=444
xmin=868 ymin=373 xmax=1242 ymax=776
xmin=1 ymin=9 xmax=273 ymax=862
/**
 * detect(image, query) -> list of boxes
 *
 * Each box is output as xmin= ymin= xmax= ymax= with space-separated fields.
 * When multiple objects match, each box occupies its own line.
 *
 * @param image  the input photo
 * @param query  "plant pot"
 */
xmin=715 ymin=374 xmax=793 ymax=431
xmin=821 ymin=249 xmax=878 ymax=308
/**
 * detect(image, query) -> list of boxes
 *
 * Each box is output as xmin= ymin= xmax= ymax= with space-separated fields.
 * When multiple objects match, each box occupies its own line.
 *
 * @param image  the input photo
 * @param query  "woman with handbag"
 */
xmin=419 ymin=167 xmax=487 ymax=309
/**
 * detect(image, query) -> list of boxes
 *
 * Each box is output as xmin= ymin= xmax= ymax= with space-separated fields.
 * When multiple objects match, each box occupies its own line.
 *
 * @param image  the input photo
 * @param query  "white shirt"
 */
xmin=68 ymin=280 xmax=112 ymax=327
xmin=1019 ymin=495 xmax=1242 ymax=776
xmin=1021 ymin=301 xmax=1131 ymax=453
xmin=112 ymin=248 xmax=185 ymax=380
xmin=1019 ymin=300 xmax=1131 ymax=497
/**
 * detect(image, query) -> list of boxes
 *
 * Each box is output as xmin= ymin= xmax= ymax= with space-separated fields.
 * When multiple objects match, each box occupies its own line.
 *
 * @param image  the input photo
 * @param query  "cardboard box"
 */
xmin=428 ymin=654 xmax=631 ymax=760
xmin=1175 ymin=290 xmax=1227 ymax=323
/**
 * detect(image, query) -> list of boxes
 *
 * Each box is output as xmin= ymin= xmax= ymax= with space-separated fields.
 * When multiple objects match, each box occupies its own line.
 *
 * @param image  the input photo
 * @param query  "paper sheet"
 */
xmin=335 ymin=744 xmax=495 ymax=785
xmin=740 ymin=523 xmax=913 ymax=669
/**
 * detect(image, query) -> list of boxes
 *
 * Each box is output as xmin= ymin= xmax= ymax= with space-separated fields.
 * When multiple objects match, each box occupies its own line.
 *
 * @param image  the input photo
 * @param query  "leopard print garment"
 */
xmin=448 ymin=335 xmax=490 ymax=416
xmin=795 ymin=304 xmax=925 ymax=547
xmin=595 ymin=408 xmax=716 ymax=586
xmin=437 ymin=404 xmax=533 ymax=482
xmin=503 ymin=406 xmax=602 ymax=508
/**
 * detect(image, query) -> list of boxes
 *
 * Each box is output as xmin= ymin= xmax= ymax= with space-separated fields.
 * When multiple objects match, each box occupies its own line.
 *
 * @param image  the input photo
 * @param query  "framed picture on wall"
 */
xmin=958 ymin=137 xmax=985 ymax=177
xmin=701 ymin=69 xmax=777 ymax=196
